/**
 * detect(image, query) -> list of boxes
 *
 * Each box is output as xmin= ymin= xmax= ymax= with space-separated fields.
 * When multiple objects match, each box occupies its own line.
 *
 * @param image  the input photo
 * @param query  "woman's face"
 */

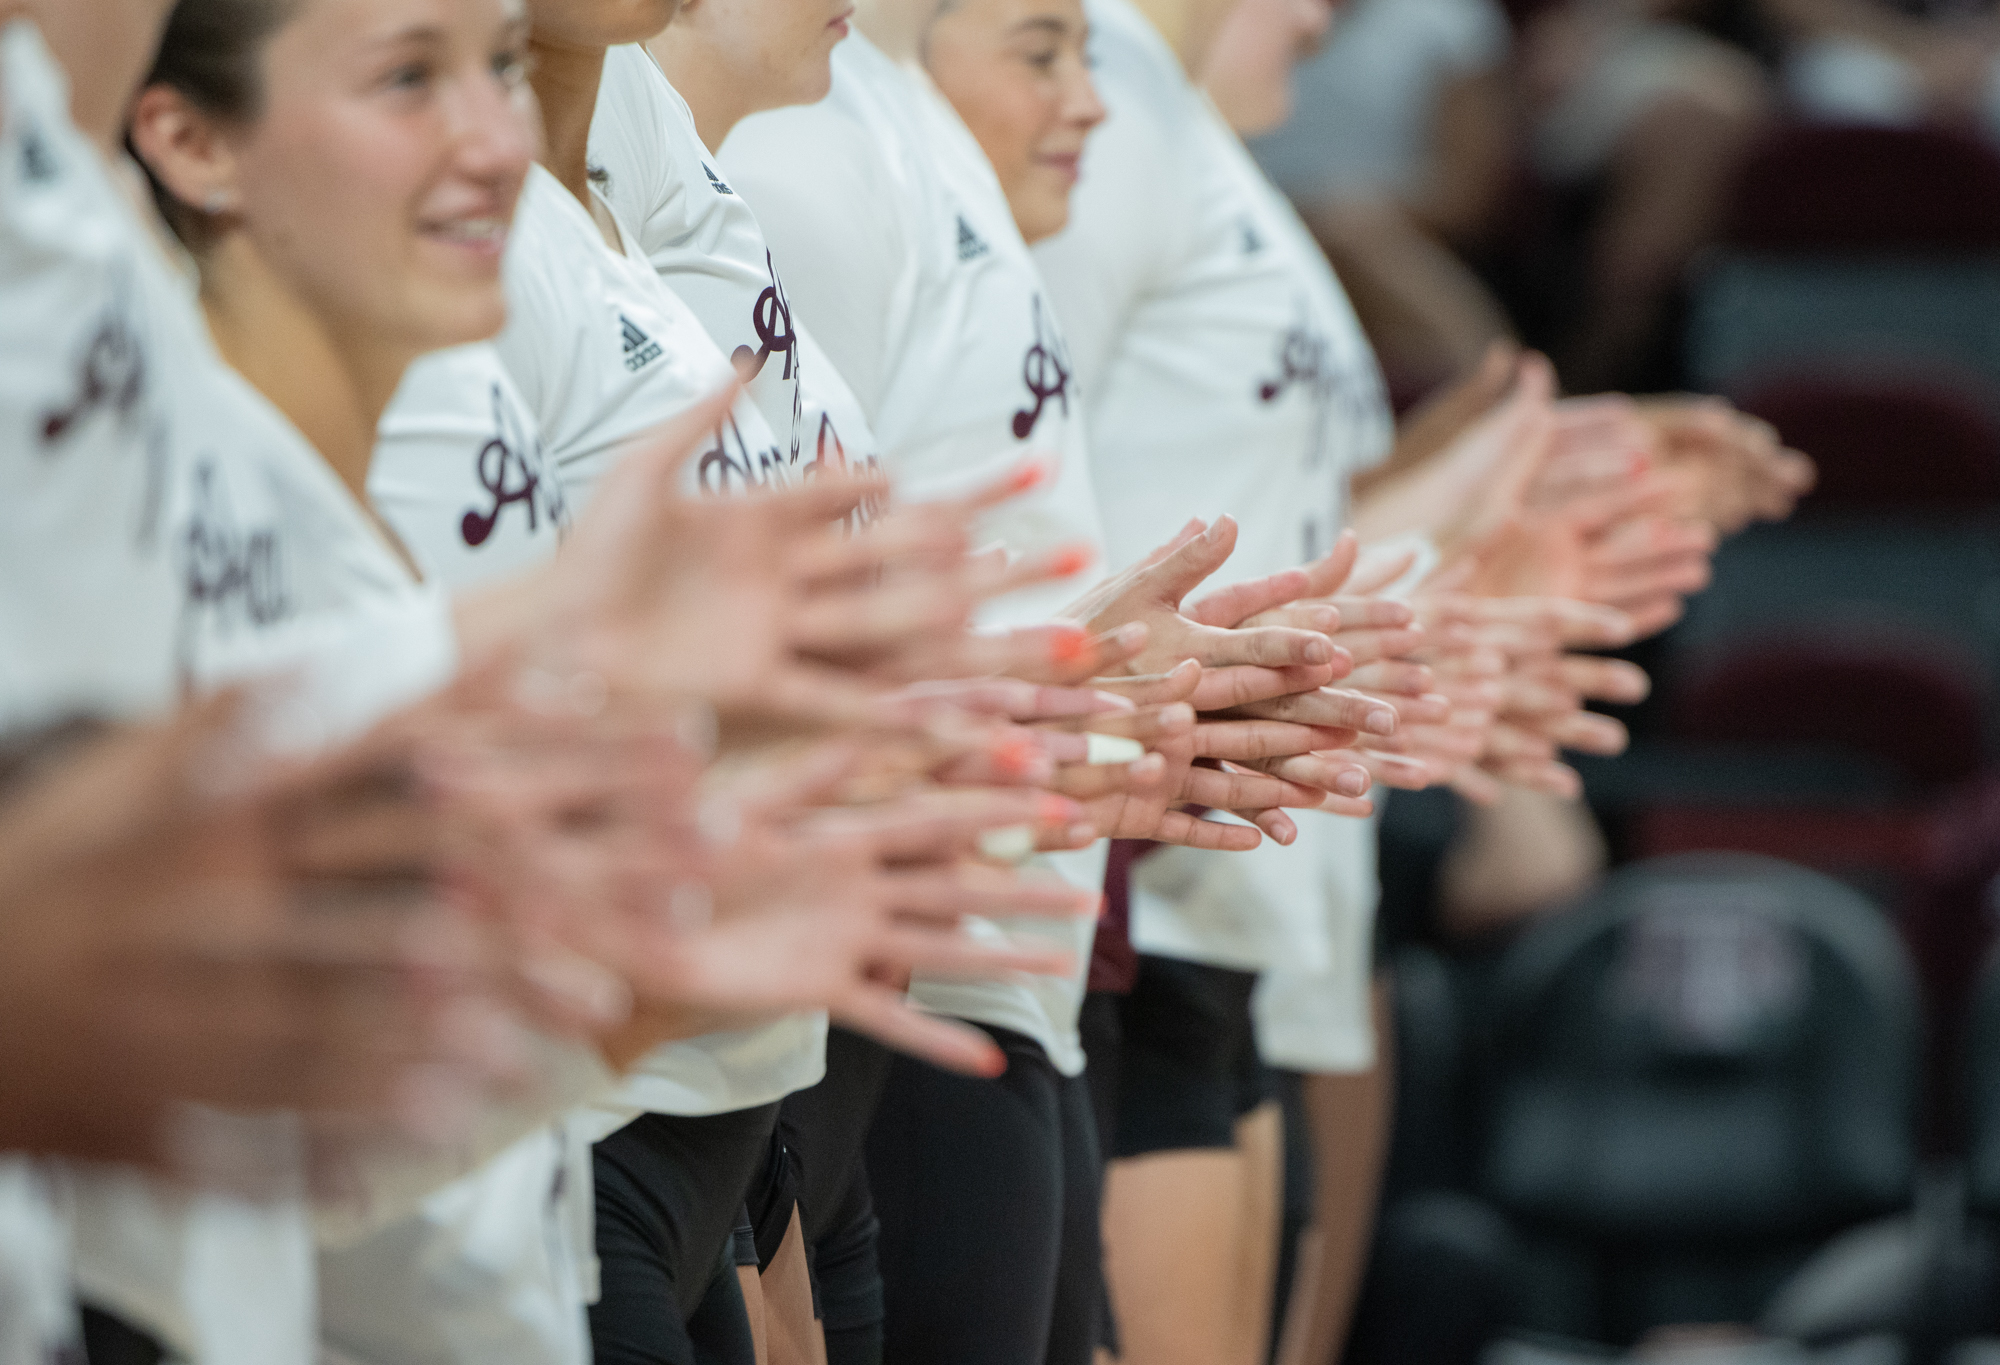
xmin=673 ymin=0 xmax=853 ymax=111
xmin=1199 ymin=0 xmax=1330 ymax=135
xmin=230 ymin=0 xmax=537 ymax=357
xmin=924 ymin=0 xmax=1104 ymax=244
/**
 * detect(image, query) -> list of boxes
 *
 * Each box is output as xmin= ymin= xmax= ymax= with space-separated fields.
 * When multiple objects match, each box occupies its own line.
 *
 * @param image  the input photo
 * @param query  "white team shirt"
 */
xmin=590 ymin=43 xmax=886 ymax=499
xmin=1034 ymin=0 xmax=1393 ymax=978
xmin=495 ymin=164 xmax=785 ymax=508
xmin=492 ymin=164 xmax=827 ymax=1116
xmin=3 ymin=24 xmax=465 ymax=1360
xmin=371 ymin=344 xmax=570 ymax=583
xmin=724 ymin=34 xmax=1111 ymax=1074
xmin=0 ymin=20 xmax=177 ymax=739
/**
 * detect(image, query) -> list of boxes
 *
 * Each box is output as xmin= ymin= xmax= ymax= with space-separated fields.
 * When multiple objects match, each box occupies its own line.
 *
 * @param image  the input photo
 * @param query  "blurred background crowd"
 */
xmin=1252 ymin=1 xmax=2000 ymax=1361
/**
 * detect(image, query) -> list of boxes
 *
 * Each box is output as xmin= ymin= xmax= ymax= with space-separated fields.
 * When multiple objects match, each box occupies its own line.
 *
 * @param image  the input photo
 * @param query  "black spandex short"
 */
xmin=589 ymin=1103 xmax=779 ymax=1365
xmin=866 ymin=1023 xmax=1103 ymax=1365
xmin=1104 ymin=954 xmax=1264 ymax=1159
xmin=772 ymin=1026 xmax=894 ymax=1363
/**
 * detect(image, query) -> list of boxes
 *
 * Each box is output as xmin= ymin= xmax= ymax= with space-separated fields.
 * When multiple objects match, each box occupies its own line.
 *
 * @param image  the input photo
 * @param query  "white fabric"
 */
xmin=1251 ymin=809 xmax=1381 ymax=1074
xmin=497 ymin=166 xmax=830 ymax=1116
xmin=316 ymin=1121 xmax=595 ymax=1365
xmin=371 ymin=343 xmax=571 ymax=582
xmin=724 ymin=34 xmax=1111 ymax=1074
xmin=0 ymin=19 xmax=179 ymax=735
xmin=495 ymin=165 xmax=783 ymax=507
xmin=0 ymin=1159 xmax=77 ymax=1365
xmin=1249 ymin=0 xmax=1509 ymax=202
xmin=1035 ymin=0 xmax=1392 ymax=976
xmin=591 ymin=45 xmax=803 ymax=462
xmin=1 ymin=24 xmax=470 ymax=1357
xmin=590 ymin=44 xmax=887 ymax=496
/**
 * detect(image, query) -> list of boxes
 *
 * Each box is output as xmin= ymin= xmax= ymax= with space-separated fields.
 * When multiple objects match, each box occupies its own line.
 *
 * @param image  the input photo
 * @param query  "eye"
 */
xmin=1024 ymin=46 xmax=1059 ymax=71
xmin=383 ymin=60 xmax=435 ymax=92
xmin=492 ymin=45 xmax=533 ymax=86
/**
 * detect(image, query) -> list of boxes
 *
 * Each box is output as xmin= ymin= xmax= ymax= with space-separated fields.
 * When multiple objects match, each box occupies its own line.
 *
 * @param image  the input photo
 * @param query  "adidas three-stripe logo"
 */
xmin=621 ymin=314 xmax=662 ymax=371
xmin=956 ymin=216 xmax=989 ymax=262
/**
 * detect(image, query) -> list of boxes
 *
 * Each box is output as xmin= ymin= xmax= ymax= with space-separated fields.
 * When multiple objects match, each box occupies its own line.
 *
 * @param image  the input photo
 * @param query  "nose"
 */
xmin=1063 ymin=57 xmax=1107 ymax=133
xmin=448 ymin=62 xmax=538 ymax=197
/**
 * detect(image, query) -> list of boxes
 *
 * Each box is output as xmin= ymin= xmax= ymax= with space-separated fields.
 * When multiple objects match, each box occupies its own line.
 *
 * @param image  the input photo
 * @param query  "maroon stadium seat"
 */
xmin=1725 ymin=123 xmax=2000 ymax=254
xmin=1733 ymin=370 xmax=2000 ymax=511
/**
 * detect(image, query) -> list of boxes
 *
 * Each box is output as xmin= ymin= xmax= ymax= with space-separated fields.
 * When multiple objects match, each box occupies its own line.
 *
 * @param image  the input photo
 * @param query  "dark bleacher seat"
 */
xmin=1734 ymin=371 xmax=2000 ymax=513
xmin=1686 ymin=124 xmax=2000 ymax=393
xmin=1480 ymin=854 xmax=1921 ymax=1347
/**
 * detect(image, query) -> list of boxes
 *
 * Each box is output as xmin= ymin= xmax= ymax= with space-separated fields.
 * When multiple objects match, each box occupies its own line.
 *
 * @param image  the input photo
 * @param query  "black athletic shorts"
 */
xmin=867 ymin=1023 xmax=1104 ymax=1365
xmin=1105 ymin=954 xmax=1264 ymax=1158
xmin=772 ymin=1026 xmax=893 ymax=1345
xmin=589 ymin=1103 xmax=779 ymax=1365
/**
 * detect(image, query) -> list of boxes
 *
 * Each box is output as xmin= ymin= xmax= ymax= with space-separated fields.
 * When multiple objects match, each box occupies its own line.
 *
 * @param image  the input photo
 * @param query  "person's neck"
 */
xmin=528 ymin=35 xmax=607 ymax=206
xmin=199 ymin=235 xmax=409 ymax=508
xmin=28 ymin=0 xmax=176 ymax=156
xmin=854 ymin=0 xmax=933 ymax=66
xmin=645 ymin=31 xmax=755 ymax=152
xmin=1124 ymin=0 xmax=1215 ymax=73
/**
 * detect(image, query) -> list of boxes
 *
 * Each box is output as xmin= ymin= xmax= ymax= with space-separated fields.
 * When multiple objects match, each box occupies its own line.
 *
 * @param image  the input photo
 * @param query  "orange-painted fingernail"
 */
xmin=1048 ymin=544 xmax=1095 ymax=577
xmin=992 ymin=733 xmax=1041 ymax=776
xmin=1049 ymin=626 xmax=1091 ymax=663
xmin=1039 ymin=793 xmax=1080 ymax=826
xmin=1008 ymin=459 xmax=1050 ymax=495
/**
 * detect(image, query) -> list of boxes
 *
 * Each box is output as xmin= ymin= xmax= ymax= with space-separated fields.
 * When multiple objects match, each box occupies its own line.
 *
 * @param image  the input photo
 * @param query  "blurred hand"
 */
xmin=0 ymin=698 xmax=533 ymax=1181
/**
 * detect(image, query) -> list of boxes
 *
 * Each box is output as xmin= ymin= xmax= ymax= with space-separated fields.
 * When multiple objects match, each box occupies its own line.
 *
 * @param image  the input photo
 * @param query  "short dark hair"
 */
xmin=131 ymin=0 xmax=303 ymax=251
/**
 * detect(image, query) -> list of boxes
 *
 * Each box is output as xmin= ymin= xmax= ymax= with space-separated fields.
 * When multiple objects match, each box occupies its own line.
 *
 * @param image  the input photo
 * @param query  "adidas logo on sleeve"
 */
xmin=705 ymin=164 xmax=734 ymax=196
xmin=620 ymin=314 xmax=663 ymax=371
xmin=956 ymin=215 xmax=990 ymax=262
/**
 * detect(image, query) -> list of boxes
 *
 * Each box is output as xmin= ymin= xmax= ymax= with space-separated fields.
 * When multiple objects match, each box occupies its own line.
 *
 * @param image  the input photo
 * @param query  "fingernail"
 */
xmin=1335 ymin=770 xmax=1369 ymax=797
xmin=992 ymin=732 xmax=1042 ymax=776
xmin=1038 ymin=793 xmax=1082 ymax=825
xmin=1049 ymin=626 xmax=1091 ymax=663
xmin=1367 ymin=708 xmax=1398 ymax=735
xmin=1008 ymin=459 xmax=1049 ymax=494
xmin=1117 ymin=623 xmax=1148 ymax=649
xmin=978 ymin=825 xmax=1036 ymax=864
xmin=1065 ymin=821 xmax=1097 ymax=846
xmin=1084 ymin=733 xmax=1145 ymax=765
xmin=1304 ymin=638 xmax=1333 ymax=664
xmin=1049 ymin=544 xmax=1095 ymax=577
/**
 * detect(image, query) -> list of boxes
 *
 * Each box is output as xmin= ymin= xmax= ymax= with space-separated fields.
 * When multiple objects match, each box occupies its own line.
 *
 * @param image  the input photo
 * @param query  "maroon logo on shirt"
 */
xmin=179 ymin=459 xmax=288 ymax=640
xmin=461 ymin=383 xmax=567 ymax=548
xmin=731 ymin=253 xmax=797 ymax=384
xmin=41 ymin=286 xmax=145 ymax=447
xmin=697 ymin=411 xmax=789 ymax=495
xmin=1011 ymin=296 xmax=1072 ymax=440
xmin=1257 ymin=310 xmax=1330 ymax=406
xmin=808 ymin=412 xmax=885 ymax=530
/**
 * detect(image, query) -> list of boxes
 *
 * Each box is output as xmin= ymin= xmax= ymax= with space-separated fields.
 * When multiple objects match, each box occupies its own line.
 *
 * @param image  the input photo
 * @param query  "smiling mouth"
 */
xmin=425 ymin=217 xmax=508 ymax=251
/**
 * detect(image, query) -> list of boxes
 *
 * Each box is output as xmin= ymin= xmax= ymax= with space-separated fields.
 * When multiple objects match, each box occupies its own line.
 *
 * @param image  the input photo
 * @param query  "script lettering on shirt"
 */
xmin=1011 ymin=295 xmax=1073 ymax=441
xmin=729 ymin=253 xmax=797 ymax=384
xmin=40 ymin=277 xmax=145 ymax=449
xmin=808 ymin=411 xmax=886 ymax=530
xmin=460 ymin=382 xmax=569 ymax=548
xmin=697 ymin=412 xmax=789 ymax=495
xmin=178 ymin=459 xmax=289 ymax=654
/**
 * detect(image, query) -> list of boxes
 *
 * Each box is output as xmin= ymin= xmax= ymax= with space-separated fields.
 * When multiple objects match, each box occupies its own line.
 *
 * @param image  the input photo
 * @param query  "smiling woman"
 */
xmin=922 ymin=0 xmax=1104 ymax=243
xmin=129 ymin=0 xmax=537 ymax=510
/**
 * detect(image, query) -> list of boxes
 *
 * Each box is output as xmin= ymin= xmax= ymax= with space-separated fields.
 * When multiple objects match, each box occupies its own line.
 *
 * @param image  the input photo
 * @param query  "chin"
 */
xmin=1017 ymin=202 xmax=1069 ymax=246
xmin=418 ymin=290 xmax=511 ymax=350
